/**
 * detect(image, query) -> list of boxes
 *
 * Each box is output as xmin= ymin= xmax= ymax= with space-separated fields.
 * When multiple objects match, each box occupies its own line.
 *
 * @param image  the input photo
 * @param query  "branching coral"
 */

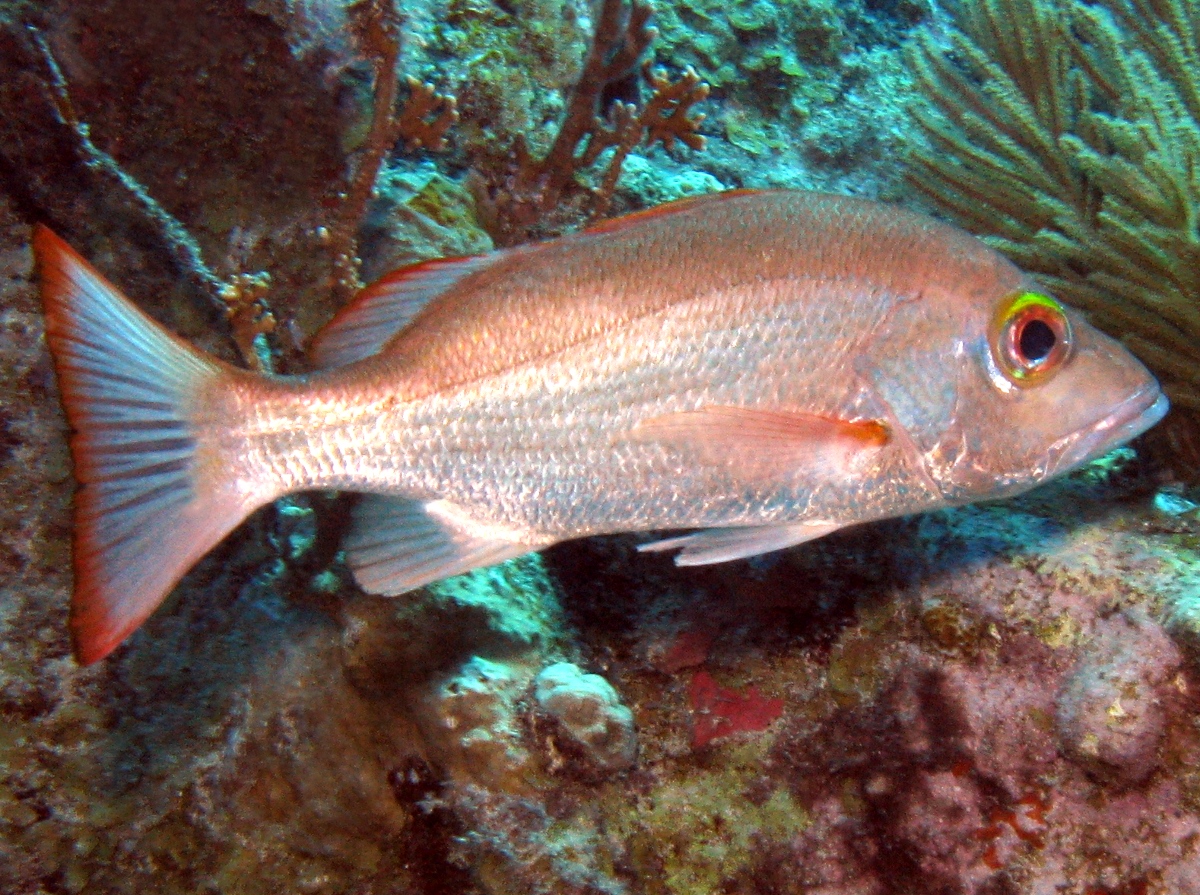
xmin=472 ymin=0 xmax=708 ymax=246
xmin=8 ymin=20 xmax=286 ymax=371
xmin=396 ymin=77 xmax=459 ymax=152
xmin=906 ymin=0 xmax=1200 ymax=473
xmin=1 ymin=1 xmax=456 ymax=367
xmin=327 ymin=1 xmax=457 ymax=305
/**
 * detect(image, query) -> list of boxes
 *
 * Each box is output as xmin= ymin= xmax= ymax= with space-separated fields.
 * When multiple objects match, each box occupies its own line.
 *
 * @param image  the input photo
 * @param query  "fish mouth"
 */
xmin=1045 ymin=386 xmax=1169 ymax=478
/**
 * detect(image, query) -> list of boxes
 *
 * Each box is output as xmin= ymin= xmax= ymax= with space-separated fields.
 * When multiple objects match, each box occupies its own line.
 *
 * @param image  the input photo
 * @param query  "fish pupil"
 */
xmin=1018 ymin=318 xmax=1056 ymax=363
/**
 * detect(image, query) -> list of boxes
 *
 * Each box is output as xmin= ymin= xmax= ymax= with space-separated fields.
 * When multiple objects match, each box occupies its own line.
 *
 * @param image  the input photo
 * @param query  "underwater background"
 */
xmin=2 ymin=0 xmax=1200 ymax=893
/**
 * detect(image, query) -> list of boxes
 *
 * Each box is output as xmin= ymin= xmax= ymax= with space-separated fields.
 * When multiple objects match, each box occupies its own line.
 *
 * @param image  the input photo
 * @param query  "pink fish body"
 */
xmin=35 ymin=191 xmax=1167 ymax=663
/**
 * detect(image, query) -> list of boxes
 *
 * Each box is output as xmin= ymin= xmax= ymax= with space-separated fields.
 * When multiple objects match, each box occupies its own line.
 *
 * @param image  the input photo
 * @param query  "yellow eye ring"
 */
xmin=990 ymin=291 xmax=1073 ymax=386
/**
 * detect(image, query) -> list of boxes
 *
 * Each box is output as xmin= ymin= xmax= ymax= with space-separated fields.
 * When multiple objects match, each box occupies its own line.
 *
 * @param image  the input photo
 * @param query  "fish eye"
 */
xmin=991 ymin=291 xmax=1073 ymax=386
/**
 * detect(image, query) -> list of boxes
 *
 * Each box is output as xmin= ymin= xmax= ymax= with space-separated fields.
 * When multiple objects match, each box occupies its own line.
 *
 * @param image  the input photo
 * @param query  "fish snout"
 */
xmin=1044 ymin=384 xmax=1168 ymax=478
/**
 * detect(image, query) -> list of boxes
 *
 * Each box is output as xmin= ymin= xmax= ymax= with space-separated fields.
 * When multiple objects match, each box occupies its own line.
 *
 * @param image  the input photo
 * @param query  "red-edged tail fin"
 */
xmin=35 ymin=226 xmax=261 ymax=664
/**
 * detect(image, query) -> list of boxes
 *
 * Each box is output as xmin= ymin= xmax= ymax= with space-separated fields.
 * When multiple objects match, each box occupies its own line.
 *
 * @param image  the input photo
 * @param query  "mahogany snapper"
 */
xmin=34 ymin=190 xmax=1168 ymax=663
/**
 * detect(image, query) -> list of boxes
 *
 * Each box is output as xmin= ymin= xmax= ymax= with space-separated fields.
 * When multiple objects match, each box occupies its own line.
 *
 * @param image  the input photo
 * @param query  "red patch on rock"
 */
xmin=688 ymin=669 xmax=785 ymax=748
xmin=660 ymin=627 xmax=714 ymax=673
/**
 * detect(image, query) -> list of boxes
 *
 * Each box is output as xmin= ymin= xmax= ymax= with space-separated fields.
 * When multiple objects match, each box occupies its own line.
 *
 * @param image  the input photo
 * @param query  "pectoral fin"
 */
xmin=346 ymin=496 xmax=539 ymax=594
xmin=638 ymin=521 xmax=843 ymax=565
xmin=628 ymin=405 xmax=889 ymax=477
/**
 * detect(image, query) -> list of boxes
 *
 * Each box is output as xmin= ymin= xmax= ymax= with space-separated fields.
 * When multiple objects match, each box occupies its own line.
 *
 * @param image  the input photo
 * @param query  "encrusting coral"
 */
xmin=532 ymin=662 xmax=637 ymax=775
xmin=905 ymin=0 xmax=1200 ymax=475
xmin=1054 ymin=608 xmax=1183 ymax=786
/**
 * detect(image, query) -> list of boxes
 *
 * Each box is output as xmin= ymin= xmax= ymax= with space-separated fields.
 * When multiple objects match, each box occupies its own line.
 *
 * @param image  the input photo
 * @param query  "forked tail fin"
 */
xmin=35 ymin=226 xmax=265 ymax=664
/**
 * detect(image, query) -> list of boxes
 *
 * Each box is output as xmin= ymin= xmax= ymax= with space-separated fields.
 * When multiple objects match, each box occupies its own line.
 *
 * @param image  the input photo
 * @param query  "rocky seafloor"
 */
xmin=3 ymin=0 xmax=1200 ymax=893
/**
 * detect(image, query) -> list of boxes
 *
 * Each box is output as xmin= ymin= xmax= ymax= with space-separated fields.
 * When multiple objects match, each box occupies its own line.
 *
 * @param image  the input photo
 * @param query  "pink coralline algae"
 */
xmin=688 ymin=669 xmax=785 ymax=749
xmin=1054 ymin=608 xmax=1183 ymax=786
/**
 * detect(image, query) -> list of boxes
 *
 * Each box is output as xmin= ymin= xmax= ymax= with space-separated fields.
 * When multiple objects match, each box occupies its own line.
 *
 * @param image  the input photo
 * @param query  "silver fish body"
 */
xmin=36 ymin=190 xmax=1167 ymax=662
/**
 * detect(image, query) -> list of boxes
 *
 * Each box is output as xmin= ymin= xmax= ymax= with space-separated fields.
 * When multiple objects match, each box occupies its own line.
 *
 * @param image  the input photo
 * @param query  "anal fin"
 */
xmin=638 ymin=521 xmax=842 ymax=566
xmin=346 ymin=496 xmax=540 ymax=594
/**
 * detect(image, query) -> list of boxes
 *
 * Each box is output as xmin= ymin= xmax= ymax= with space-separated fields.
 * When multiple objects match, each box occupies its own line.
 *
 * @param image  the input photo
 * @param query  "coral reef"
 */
xmin=323 ymin=1 xmax=458 ymax=306
xmin=0 ymin=0 xmax=346 ymax=360
xmin=0 ymin=196 xmax=424 ymax=895
xmin=532 ymin=662 xmax=637 ymax=775
xmin=357 ymin=165 xmax=494 ymax=284
xmin=449 ymin=783 xmax=627 ymax=895
xmin=1054 ymin=608 xmax=1182 ymax=786
xmin=409 ymin=0 xmax=928 ymax=232
xmin=686 ymin=668 xmax=784 ymax=749
xmin=0 ymin=0 xmax=457 ymax=366
xmin=648 ymin=0 xmax=931 ymax=194
xmin=549 ymin=459 xmax=1200 ymax=894
xmin=3 ymin=0 xmax=1200 ymax=893
xmin=425 ymin=656 xmax=538 ymax=790
xmin=905 ymin=0 xmax=1200 ymax=475
xmin=470 ymin=0 xmax=709 ymax=245
xmin=423 ymin=0 xmax=593 ymax=149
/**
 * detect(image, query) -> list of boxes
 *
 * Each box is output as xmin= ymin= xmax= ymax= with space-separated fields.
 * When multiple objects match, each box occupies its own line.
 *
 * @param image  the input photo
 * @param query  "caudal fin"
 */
xmin=35 ymin=226 xmax=262 ymax=664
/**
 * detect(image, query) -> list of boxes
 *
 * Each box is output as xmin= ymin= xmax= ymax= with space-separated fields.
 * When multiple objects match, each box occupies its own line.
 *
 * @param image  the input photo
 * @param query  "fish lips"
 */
xmin=1044 ymin=386 xmax=1169 ymax=478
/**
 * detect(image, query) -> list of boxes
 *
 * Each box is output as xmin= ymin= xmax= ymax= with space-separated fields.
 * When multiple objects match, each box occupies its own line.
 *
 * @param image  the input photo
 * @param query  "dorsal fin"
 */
xmin=309 ymin=253 xmax=498 ymax=368
xmin=311 ymin=191 xmax=765 ymax=373
xmin=583 ymin=189 xmax=761 ymax=236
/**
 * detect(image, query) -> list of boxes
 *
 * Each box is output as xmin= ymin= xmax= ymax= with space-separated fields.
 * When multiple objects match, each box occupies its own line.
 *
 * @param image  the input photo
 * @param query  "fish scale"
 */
xmin=246 ymin=288 xmax=878 ymax=533
xmin=34 ymin=190 xmax=1167 ymax=662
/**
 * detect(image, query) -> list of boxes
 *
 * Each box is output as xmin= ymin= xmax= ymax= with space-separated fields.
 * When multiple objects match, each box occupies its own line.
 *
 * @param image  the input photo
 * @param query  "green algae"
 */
xmin=607 ymin=741 xmax=809 ymax=894
xmin=919 ymin=595 xmax=991 ymax=658
xmin=427 ymin=553 xmax=567 ymax=655
xmin=407 ymin=173 xmax=487 ymax=235
xmin=431 ymin=0 xmax=589 ymax=149
xmin=360 ymin=166 xmax=493 ymax=282
xmin=827 ymin=631 xmax=892 ymax=707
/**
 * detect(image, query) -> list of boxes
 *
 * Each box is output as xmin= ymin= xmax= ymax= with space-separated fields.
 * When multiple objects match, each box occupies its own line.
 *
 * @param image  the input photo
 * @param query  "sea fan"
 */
xmin=906 ymin=0 xmax=1200 ymax=476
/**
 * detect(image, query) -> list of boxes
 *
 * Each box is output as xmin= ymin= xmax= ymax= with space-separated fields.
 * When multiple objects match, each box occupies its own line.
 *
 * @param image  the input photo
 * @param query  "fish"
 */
xmin=34 ymin=190 xmax=1168 ymax=664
